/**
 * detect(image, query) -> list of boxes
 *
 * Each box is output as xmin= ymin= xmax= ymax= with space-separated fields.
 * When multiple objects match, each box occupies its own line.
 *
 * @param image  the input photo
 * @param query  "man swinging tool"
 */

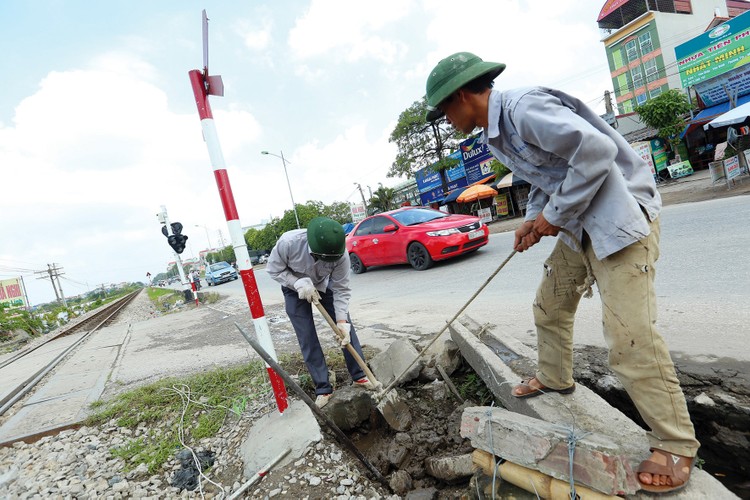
xmin=266 ymin=217 xmax=376 ymax=409
xmin=424 ymin=52 xmax=699 ymax=494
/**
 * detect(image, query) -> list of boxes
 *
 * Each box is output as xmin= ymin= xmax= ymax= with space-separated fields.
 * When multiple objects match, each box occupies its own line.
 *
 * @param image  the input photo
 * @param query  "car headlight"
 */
xmin=426 ymin=228 xmax=460 ymax=236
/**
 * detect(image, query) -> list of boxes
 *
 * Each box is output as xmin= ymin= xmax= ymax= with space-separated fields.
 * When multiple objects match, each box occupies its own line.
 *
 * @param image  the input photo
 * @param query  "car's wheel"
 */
xmin=407 ymin=242 xmax=433 ymax=270
xmin=349 ymin=253 xmax=366 ymax=274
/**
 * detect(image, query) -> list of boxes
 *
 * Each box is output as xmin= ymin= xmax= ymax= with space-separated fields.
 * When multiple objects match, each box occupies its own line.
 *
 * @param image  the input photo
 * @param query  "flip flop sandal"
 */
xmin=637 ymin=448 xmax=696 ymax=494
xmin=511 ymin=377 xmax=576 ymax=399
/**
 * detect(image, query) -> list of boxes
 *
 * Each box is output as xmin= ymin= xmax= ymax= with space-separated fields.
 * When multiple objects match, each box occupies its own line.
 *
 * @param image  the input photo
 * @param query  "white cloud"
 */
xmin=288 ymin=0 xmax=413 ymax=62
xmin=235 ymin=18 xmax=272 ymax=51
xmin=420 ymin=0 xmax=612 ymax=110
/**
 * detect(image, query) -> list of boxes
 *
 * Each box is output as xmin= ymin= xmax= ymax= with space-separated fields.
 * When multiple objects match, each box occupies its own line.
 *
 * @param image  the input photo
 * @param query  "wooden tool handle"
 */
xmin=313 ymin=301 xmax=380 ymax=386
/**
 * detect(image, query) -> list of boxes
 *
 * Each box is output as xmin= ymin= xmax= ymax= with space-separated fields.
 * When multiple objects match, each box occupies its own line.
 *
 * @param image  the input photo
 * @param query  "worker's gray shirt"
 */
xmin=266 ymin=229 xmax=352 ymax=322
xmin=482 ymin=87 xmax=661 ymax=259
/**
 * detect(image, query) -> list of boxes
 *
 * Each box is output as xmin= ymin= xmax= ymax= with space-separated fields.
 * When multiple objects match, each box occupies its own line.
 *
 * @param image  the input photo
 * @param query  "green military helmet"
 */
xmin=425 ymin=52 xmax=505 ymax=121
xmin=307 ymin=217 xmax=346 ymax=262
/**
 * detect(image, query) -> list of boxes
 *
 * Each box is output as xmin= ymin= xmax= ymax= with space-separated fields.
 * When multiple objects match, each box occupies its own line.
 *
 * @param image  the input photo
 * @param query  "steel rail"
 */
xmin=0 ymin=290 xmax=140 ymax=416
xmin=0 ymin=291 xmax=138 ymax=370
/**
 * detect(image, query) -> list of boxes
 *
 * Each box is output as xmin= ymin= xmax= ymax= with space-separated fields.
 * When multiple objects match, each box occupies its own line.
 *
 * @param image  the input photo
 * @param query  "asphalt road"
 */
xmin=214 ymin=195 xmax=750 ymax=364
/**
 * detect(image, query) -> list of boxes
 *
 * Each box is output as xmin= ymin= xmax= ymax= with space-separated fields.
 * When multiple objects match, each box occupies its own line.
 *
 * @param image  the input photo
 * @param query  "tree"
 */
xmin=635 ymin=89 xmax=694 ymax=152
xmin=369 ymin=186 xmax=396 ymax=213
xmin=388 ymin=97 xmax=466 ymax=179
xmin=488 ymin=158 xmax=510 ymax=181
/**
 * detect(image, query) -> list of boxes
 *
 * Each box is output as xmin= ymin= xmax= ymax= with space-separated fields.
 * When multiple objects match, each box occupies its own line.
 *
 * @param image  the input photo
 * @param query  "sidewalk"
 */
xmin=486 ymin=168 xmax=749 ymax=235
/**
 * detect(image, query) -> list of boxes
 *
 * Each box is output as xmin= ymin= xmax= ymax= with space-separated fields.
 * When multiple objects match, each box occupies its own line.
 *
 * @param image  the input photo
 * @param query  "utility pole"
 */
xmin=35 ymin=263 xmax=67 ymax=307
xmin=354 ymin=183 xmax=368 ymax=213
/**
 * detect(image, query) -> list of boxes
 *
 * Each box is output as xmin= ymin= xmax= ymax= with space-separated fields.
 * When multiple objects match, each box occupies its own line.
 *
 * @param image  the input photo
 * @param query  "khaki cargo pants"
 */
xmin=533 ymin=217 xmax=700 ymax=457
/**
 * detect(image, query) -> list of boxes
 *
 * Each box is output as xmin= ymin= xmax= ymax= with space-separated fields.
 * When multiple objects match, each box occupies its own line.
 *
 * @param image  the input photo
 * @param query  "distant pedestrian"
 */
xmin=425 ymin=52 xmax=699 ymax=493
xmin=190 ymin=270 xmax=201 ymax=290
xmin=266 ymin=217 xmax=376 ymax=408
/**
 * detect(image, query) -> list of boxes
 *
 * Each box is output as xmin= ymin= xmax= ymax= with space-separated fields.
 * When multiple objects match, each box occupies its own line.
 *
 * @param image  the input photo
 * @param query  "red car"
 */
xmin=345 ymin=207 xmax=490 ymax=273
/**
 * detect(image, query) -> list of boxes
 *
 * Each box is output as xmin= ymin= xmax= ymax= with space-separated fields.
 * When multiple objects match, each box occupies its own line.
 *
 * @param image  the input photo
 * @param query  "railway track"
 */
xmin=0 ymin=290 xmax=141 ymax=418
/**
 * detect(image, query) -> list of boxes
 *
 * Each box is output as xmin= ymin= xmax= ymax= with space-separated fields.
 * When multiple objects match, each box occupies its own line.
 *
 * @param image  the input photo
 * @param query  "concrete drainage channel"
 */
xmin=276 ymin=319 xmax=744 ymax=498
xmin=573 ymin=345 xmax=750 ymax=498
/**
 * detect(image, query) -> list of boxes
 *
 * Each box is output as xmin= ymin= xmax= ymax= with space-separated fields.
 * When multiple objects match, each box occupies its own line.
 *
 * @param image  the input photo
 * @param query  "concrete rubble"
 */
xmin=449 ymin=314 xmax=738 ymax=499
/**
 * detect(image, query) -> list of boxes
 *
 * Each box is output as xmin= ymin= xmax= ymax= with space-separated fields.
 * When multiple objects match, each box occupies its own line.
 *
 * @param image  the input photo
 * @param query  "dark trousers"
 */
xmin=282 ymin=286 xmax=366 ymax=395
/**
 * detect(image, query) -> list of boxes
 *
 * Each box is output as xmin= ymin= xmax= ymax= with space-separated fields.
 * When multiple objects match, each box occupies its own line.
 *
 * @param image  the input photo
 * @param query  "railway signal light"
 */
xmin=168 ymin=234 xmax=188 ymax=254
xmin=161 ymin=221 xmax=189 ymax=254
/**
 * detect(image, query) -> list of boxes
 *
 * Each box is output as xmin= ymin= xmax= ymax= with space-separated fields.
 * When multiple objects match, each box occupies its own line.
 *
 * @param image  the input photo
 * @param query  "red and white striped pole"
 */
xmin=188 ymin=69 xmax=288 ymax=413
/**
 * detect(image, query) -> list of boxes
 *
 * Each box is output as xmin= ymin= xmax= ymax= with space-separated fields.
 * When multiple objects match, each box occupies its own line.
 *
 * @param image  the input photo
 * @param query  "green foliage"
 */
xmin=388 ymin=96 xmax=467 ymax=178
xmin=369 ymin=186 xmax=397 ymax=213
xmin=635 ymin=89 xmax=694 ymax=150
xmin=488 ymin=158 xmax=510 ymax=180
xmin=0 ymin=305 xmax=43 ymax=337
xmin=88 ymin=361 xmax=269 ymax=473
xmin=206 ymin=246 xmax=236 ymax=266
xmin=243 ymin=200 xmax=358 ymax=254
xmin=457 ymin=372 xmax=494 ymax=406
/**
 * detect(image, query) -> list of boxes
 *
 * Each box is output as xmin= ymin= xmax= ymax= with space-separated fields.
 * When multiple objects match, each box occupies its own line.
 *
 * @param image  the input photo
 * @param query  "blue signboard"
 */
xmin=445 ymin=150 xmax=465 ymax=181
xmin=415 ymin=168 xmax=442 ymax=193
xmin=447 ymin=177 xmax=468 ymax=192
xmin=459 ymin=136 xmax=495 ymax=184
xmin=419 ymin=186 xmax=445 ymax=205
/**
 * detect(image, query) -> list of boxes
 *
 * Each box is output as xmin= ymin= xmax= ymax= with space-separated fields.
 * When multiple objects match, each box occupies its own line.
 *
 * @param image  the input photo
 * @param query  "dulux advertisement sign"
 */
xmin=459 ymin=137 xmax=495 ymax=184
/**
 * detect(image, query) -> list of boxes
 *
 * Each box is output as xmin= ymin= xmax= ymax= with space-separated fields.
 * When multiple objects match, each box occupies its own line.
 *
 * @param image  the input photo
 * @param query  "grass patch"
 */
xmin=146 ymin=287 xmax=173 ymax=301
xmin=146 ymin=287 xmax=182 ymax=312
xmin=455 ymin=368 xmax=496 ymax=406
xmin=87 ymin=361 xmax=270 ymax=473
xmin=86 ymin=346 xmax=382 ymax=474
xmin=87 ymin=346 xmax=379 ymax=474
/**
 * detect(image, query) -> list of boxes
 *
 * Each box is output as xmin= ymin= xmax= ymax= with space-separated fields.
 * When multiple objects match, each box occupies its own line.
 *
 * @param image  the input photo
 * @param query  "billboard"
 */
xmin=350 ymin=202 xmax=367 ymax=223
xmin=0 ymin=277 xmax=27 ymax=309
xmin=458 ymin=136 xmax=496 ymax=184
xmin=675 ymin=10 xmax=750 ymax=88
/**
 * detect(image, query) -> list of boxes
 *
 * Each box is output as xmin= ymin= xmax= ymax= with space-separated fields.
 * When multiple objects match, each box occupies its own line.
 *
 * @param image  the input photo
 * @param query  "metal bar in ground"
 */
xmin=235 ymin=323 xmax=391 ymax=493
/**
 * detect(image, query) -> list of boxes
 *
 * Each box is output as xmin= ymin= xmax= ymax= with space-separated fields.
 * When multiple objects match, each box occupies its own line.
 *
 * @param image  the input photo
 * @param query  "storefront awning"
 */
xmin=704 ymin=100 xmax=750 ymax=130
xmin=681 ymin=93 xmax=750 ymax=137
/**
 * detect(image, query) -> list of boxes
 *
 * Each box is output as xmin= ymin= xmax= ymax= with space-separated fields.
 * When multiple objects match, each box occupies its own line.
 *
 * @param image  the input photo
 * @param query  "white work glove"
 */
xmin=293 ymin=277 xmax=319 ymax=303
xmin=337 ymin=322 xmax=351 ymax=347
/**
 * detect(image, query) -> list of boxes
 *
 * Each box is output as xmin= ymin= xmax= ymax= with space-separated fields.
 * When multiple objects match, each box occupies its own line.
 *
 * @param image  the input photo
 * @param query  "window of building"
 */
xmin=615 ymin=73 xmax=629 ymax=94
xmin=621 ymin=100 xmax=634 ymax=114
xmin=612 ymin=48 xmax=624 ymax=70
xmin=631 ymin=66 xmax=644 ymax=90
xmin=638 ymin=32 xmax=653 ymax=55
xmin=625 ymin=40 xmax=638 ymax=62
xmin=649 ymin=86 xmax=663 ymax=99
xmin=644 ymin=59 xmax=659 ymax=82
xmin=636 ymin=93 xmax=648 ymax=106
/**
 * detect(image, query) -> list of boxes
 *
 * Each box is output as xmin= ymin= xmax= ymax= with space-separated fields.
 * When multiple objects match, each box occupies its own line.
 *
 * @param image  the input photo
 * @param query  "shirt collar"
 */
xmin=482 ymin=89 xmax=502 ymax=143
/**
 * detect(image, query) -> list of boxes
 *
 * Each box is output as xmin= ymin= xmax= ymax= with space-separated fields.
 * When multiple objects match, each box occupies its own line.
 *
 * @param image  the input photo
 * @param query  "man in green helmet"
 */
xmin=266 ymin=217 xmax=375 ymax=408
xmin=425 ymin=52 xmax=699 ymax=494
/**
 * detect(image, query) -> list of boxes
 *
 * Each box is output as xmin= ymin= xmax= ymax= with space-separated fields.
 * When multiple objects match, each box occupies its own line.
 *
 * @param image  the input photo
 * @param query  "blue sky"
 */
xmin=1 ymin=0 xmax=613 ymax=305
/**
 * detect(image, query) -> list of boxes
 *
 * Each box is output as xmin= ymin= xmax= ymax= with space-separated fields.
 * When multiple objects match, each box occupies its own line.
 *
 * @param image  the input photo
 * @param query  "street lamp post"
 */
xmin=195 ymin=224 xmax=213 ymax=251
xmin=261 ymin=150 xmax=301 ymax=229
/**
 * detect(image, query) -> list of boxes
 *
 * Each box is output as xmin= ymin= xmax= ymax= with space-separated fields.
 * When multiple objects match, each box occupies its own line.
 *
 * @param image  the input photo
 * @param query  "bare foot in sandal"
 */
xmin=638 ymin=449 xmax=695 ymax=493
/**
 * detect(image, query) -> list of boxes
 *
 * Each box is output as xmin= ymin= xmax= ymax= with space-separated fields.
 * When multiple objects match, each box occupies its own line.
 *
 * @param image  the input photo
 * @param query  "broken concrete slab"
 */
xmin=419 ymin=339 xmax=462 ymax=382
xmin=450 ymin=315 xmax=739 ymax=499
xmin=370 ymin=338 xmax=423 ymax=387
xmin=321 ymin=385 xmax=371 ymax=431
xmin=240 ymin=398 xmax=321 ymax=478
xmin=461 ymin=406 xmax=638 ymax=495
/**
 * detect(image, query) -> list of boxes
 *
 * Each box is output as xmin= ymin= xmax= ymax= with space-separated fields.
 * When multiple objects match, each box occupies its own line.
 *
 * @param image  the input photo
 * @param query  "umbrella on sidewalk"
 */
xmin=456 ymin=184 xmax=498 ymax=203
xmin=492 ymin=172 xmax=528 ymax=189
